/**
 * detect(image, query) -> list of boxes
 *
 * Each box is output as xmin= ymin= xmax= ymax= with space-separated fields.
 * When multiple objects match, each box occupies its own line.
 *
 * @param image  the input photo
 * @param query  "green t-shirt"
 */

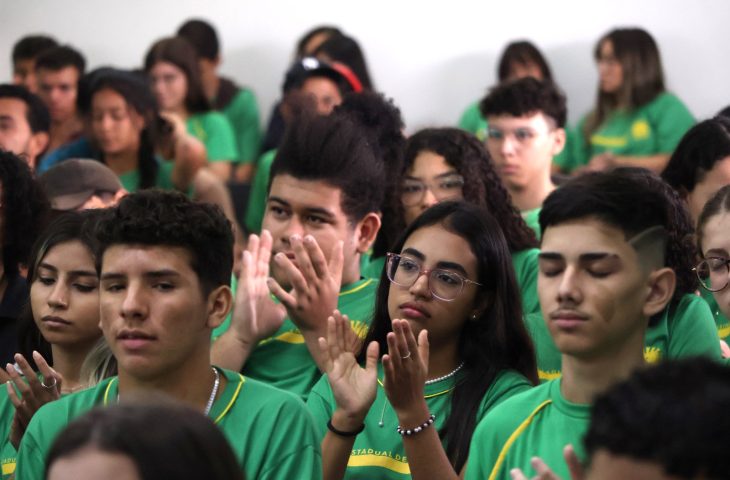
xmin=458 ymin=101 xmax=573 ymax=169
xmin=0 ymin=386 xmax=18 ymax=479
xmin=242 ymin=278 xmax=378 ymax=400
xmin=221 ymin=88 xmax=261 ymax=165
xmin=571 ymin=92 xmax=694 ymax=169
xmin=15 ymin=368 xmax=322 ymax=480
xmin=464 ymin=378 xmax=589 ymax=480
xmin=117 ymin=158 xmax=176 ymax=193
xmin=521 ymin=207 xmax=542 ymax=240
xmin=307 ymin=366 xmax=531 ymax=479
xmin=187 ymin=111 xmax=239 ymax=163
xmin=244 ymin=149 xmax=277 ymax=234
xmin=525 ymin=293 xmax=723 ymax=382
xmin=698 ymin=287 xmax=730 ymax=342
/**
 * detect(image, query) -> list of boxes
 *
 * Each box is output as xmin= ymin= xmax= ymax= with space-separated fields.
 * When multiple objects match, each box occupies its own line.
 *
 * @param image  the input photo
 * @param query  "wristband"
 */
xmin=327 ymin=418 xmax=365 ymax=437
xmin=397 ymin=413 xmax=436 ymax=436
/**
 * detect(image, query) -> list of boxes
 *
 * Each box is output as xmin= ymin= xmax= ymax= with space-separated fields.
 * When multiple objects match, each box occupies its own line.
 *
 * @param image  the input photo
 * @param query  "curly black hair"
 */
xmin=584 ymin=358 xmax=730 ymax=479
xmin=397 ymin=128 xmax=538 ymax=252
xmin=479 ymin=77 xmax=567 ymax=128
xmin=93 ymin=190 xmax=233 ymax=296
xmin=0 ymin=150 xmax=50 ymax=274
xmin=334 ymin=92 xmax=405 ymax=256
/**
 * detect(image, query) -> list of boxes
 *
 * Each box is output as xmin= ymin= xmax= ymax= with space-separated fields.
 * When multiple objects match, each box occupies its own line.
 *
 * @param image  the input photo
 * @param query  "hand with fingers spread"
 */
xmin=382 ymin=319 xmax=429 ymax=415
xmin=319 ymin=311 xmax=379 ymax=430
xmin=231 ymin=230 xmax=287 ymax=346
xmin=267 ymin=235 xmax=343 ymax=335
xmin=6 ymin=351 xmax=63 ymax=449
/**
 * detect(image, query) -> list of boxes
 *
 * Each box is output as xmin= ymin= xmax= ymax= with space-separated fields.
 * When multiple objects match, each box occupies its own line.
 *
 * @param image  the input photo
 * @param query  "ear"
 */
xmin=28 ymin=131 xmax=50 ymax=165
xmin=642 ymin=267 xmax=676 ymax=318
xmin=353 ymin=212 xmax=382 ymax=254
xmin=205 ymin=285 xmax=233 ymax=329
xmin=550 ymin=127 xmax=567 ymax=156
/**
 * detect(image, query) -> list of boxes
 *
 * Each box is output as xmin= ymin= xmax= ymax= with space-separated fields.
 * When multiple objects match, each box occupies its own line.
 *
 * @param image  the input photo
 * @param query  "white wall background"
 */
xmin=2 ymin=0 xmax=729 ymax=131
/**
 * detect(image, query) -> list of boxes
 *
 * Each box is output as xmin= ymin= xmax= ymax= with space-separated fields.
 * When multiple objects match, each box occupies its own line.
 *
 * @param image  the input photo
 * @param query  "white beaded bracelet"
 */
xmin=396 ymin=414 xmax=436 ymax=436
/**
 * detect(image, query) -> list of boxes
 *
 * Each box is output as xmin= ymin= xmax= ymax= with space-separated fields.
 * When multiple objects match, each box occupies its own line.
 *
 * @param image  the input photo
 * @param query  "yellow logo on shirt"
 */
xmin=350 ymin=449 xmax=410 ymax=474
xmin=1 ymin=459 xmax=15 ymax=475
xmin=631 ymin=120 xmax=651 ymax=140
xmin=644 ymin=346 xmax=662 ymax=363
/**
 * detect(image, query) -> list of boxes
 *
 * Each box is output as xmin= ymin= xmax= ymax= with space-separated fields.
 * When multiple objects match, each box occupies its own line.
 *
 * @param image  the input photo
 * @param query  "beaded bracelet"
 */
xmin=396 ymin=414 xmax=436 ymax=436
xmin=327 ymin=419 xmax=365 ymax=437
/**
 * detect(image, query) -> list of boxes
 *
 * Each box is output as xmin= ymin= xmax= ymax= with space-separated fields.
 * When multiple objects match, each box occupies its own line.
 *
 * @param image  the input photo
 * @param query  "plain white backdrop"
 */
xmin=2 ymin=0 xmax=729 ymax=131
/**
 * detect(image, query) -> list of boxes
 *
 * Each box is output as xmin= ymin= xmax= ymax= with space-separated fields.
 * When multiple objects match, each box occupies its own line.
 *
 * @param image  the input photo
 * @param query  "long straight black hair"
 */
xmin=358 ymin=201 xmax=538 ymax=471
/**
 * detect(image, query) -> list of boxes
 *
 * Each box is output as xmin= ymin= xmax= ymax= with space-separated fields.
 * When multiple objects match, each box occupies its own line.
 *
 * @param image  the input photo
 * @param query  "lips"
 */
xmin=399 ymin=302 xmax=430 ymax=319
xmin=549 ymin=310 xmax=589 ymax=330
xmin=117 ymin=330 xmax=157 ymax=350
xmin=42 ymin=316 xmax=71 ymax=328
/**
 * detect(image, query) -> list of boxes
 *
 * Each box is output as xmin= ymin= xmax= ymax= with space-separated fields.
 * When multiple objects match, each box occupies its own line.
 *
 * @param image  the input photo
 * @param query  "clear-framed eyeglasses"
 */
xmin=400 ymin=174 xmax=465 ymax=207
xmin=385 ymin=253 xmax=482 ymax=301
xmin=694 ymin=257 xmax=730 ymax=292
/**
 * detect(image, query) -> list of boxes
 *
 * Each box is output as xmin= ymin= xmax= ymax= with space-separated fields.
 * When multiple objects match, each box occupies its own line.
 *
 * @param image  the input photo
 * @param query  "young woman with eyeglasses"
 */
xmin=695 ymin=184 xmax=730 ymax=356
xmin=307 ymin=201 xmax=538 ymax=480
xmin=366 ymin=128 xmax=541 ymax=316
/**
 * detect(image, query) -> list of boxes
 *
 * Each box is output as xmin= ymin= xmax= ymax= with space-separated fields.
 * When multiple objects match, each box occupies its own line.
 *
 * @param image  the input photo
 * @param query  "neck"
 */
xmin=560 ymin=329 xmax=646 ymax=404
xmin=51 ymin=341 xmax=97 ymax=393
xmin=49 ymin=115 xmax=82 ymax=150
xmin=341 ymin=257 xmax=361 ymax=287
xmin=201 ymin=70 xmax=220 ymax=102
xmin=104 ymin=148 xmax=140 ymax=175
xmin=510 ymin=173 xmax=555 ymax=212
xmin=117 ymin=358 xmax=222 ymax=413
xmin=425 ymin=338 xmax=460 ymax=381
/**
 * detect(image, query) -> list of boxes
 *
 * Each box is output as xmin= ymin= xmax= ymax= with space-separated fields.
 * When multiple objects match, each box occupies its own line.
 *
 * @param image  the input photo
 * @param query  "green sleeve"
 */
xmin=223 ymin=89 xmax=261 ymax=164
xmin=666 ymin=295 xmax=722 ymax=360
xmin=458 ymin=102 xmax=488 ymax=141
xmin=245 ymin=149 xmax=276 ymax=234
xmin=511 ymin=248 xmax=541 ymax=316
xmin=305 ymin=375 xmax=336 ymax=441
xmin=188 ymin=112 xmax=238 ymax=163
xmin=13 ymin=427 xmax=45 ymax=480
xmin=464 ymin=409 xmax=508 ymax=480
xmin=650 ymin=93 xmax=695 ymax=153
xmin=524 ymin=312 xmax=563 ymax=382
xmin=259 ymin=397 xmax=322 ymax=480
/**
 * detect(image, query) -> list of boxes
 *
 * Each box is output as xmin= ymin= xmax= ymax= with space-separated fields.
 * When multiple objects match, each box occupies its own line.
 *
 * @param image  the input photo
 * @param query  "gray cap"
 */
xmin=39 ymin=158 xmax=123 ymax=210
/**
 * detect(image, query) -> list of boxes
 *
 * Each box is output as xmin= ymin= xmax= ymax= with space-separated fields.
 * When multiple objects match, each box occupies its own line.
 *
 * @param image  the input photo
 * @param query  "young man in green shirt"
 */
xmin=480 ymin=77 xmax=567 ymax=238
xmin=15 ymin=190 xmax=321 ymax=480
xmin=212 ymin=113 xmax=383 ymax=400
xmin=177 ymin=19 xmax=261 ymax=183
xmin=465 ymin=171 xmax=677 ymax=480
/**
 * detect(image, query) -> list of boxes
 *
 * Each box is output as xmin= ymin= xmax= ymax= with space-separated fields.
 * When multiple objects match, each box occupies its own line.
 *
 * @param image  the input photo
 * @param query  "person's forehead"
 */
xmin=37 ymin=66 xmax=79 ymax=83
xmin=269 ymin=174 xmax=345 ymax=214
xmin=487 ymin=111 xmax=552 ymax=129
xmin=101 ymin=244 xmax=194 ymax=272
xmin=541 ymin=219 xmax=634 ymax=259
xmin=0 ymin=97 xmax=29 ymax=121
xmin=701 ymin=211 xmax=730 ymax=252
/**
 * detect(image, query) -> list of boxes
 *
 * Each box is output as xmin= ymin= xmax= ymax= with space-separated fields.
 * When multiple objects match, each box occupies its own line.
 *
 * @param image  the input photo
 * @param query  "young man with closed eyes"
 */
xmin=465 ymin=171 xmax=677 ymax=480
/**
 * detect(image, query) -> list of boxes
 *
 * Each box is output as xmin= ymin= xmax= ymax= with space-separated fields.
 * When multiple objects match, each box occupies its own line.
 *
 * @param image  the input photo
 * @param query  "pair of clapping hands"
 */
xmin=4 ymin=351 xmax=62 ymax=450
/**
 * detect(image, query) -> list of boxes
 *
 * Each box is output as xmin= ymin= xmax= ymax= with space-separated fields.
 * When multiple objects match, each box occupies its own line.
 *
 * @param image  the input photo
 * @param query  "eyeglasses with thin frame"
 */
xmin=401 ymin=174 xmax=465 ymax=207
xmin=385 ymin=253 xmax=482 ymax=301
xmin=486 ymin=126 xmax=554 ymax=145
xmin=694 ymin=257 xmax=730 ymax=292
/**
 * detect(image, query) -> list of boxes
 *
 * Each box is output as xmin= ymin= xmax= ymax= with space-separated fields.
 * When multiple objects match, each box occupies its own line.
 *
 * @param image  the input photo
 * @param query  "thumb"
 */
xmin=564 ymin=444 xmax=584 ymax=480
xmin=365 ymin=341 xmax=380 ymax=374
xmin=418 ymin=329 xmax=429 ymax=369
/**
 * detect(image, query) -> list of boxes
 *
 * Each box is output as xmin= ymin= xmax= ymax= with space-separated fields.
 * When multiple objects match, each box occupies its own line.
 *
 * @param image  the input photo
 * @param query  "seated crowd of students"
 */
xmin=0 ymin=18 xmax=728 ymax=480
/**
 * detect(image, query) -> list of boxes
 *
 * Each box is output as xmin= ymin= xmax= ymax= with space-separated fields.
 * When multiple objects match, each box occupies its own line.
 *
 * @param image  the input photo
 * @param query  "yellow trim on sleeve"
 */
xmin=348 ymin=454 xmax=410 ymax=474
xmin=590 ymin=134 xmax=627 ymax=148
xmin=103 ymin=378 xmax=117 ymax=405
xmin=376 ymin=378 xmax=455 ymax=398
xmin=273 ymin=331 xmax=306 ymax=344
xmin=488 ymin=399 xmax=553 ymax=480
xmin=538 ymin=369 xmax=562 ymax=381
xmin=340 ymin=278 xmax=374 ymax=296
xmin=717 ymin=324 xmax=730 ymax=340
xmin=213 ymin=374 xmax=245 ymax=424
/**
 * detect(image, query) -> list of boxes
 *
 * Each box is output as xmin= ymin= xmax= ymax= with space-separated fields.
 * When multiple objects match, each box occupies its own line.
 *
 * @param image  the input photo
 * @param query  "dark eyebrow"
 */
xmin=404 ymin=171 xmax=459 ymax=181
xmin=0 ymin=115 xmax=14 ymax=122
xmin=268 ymin=196 xmax=337 ymax=220
xmin=37 ymin=262 xmax=96 ymax=278
xmin=401 ymin=248 xmax=425 ymax=260
xmin=538 ymin=252 xmax=563 ymax=261
xmin=538 ymin=252 xmax=620 ymax=262
xmin=267 ymin=196 xmax=290 ymax=208
xmin=706 ymin=249 xmax=729 ymax=258
xmin=100 ymin=270 xmax=182 ymax=281
xmin=435 ymin=261 xmax=468 ymax=276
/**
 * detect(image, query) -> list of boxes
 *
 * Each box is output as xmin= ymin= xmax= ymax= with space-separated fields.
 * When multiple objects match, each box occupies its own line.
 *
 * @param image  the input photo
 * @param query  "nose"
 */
xmin=500 ymin=135 xmax=518 ymax=156
xmin=280 ymin=216 xmax=305 ymax=247
xmin=408 ymin=271 xmax=432 ymax=300
xmin=120 ymin=283 xmax=148 ymax=321
xmin=48 ymin=282 xmax=69 ymax=309
xmin=556 ymin=266 xmax=582 ymax=305
xmin=421 ymin=187 xmax=438 ymax=210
